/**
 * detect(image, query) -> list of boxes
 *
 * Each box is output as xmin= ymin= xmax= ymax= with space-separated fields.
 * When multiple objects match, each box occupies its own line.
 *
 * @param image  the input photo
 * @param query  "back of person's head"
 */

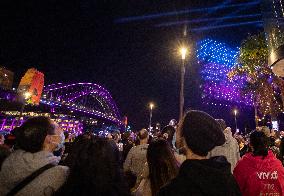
xmin=161 ymin=125 xmax=176 ymax=147
xmin=56 ymin=137 xmax=129 ymax=196
xmin=137 ymin=129 xmax=148 ymax=141
xmin=250 ymin=130 xmax=269 ymax=157
xmin=215 ymin=119 xmax=226 ymax=131
xmin=223 ymin=127 xmax=233 ymax=137
xmin=147 ymin=139 xmax=178 ymax=196
xmin=259 ymin=126 xmax=270 ymax=137
xmin=112 ymin=130 xmax=121 ymax=141
xmin=15 ymin=116 xmax=55 ymax=153
xmin=181 ymin=110 xmax=225 ymax=157
xmin=169 ymin=119 xmax=177 ymax=128
xmin=122 ymin=131 xmax=131 ymax=141
xmin=64 ymin=132 xmax=69 ymax=141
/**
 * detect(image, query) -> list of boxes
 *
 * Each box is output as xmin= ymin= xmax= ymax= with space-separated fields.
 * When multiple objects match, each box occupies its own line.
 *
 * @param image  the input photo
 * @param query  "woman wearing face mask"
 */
xmin=53 ymin=130 xmax=66 ymax=158
xmin=0 ymin=117 xmax=69 ymax=196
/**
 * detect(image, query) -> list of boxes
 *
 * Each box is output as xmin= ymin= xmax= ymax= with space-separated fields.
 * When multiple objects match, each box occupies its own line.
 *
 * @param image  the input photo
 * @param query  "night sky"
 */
xmin=0 ymin=0 xmax=262 ymax=129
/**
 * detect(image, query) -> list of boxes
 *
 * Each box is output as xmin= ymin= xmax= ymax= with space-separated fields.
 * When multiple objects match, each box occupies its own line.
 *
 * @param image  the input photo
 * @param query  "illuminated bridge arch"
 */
xmin=41 ymin=83 xmax=122 ymax=125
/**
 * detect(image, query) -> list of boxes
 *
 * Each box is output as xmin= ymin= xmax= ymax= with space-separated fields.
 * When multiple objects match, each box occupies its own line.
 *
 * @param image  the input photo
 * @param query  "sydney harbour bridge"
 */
xmin=0 ymin=82 xmax=123 ymax=132
xmin=40 ymin=82 xmax=122 ymax=125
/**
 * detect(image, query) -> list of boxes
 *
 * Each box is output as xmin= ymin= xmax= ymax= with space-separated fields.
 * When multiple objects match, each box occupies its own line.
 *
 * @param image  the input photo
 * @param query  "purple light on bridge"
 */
xmin=41 ymin=82 xmax=123 ymax=125
xmin=1 ymin=119 xmax=6 ymax=130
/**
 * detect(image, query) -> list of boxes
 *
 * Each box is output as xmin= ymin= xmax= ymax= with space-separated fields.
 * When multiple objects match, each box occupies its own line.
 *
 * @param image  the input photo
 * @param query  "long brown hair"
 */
xmin=147 ymin=139 xmax=179 ymax=196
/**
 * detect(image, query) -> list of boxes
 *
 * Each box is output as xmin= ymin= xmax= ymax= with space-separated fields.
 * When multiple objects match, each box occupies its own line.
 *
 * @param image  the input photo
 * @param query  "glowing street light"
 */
xmin=180 ymin=47 xmax=187 ymax=60
xmin=150 ymin=103 xmax=154 ymax=110
xmin=179 ymin=46 xmax=188 ymax=120
xmin=149 ymin=103 xmax=154 ymax=131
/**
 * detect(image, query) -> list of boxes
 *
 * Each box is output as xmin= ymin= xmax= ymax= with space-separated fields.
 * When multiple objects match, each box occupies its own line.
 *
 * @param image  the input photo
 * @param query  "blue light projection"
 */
xmin=197 ymin=39 xmax=240 ymax=66
xmin=197 ymin=39 xmax=253 ymax=106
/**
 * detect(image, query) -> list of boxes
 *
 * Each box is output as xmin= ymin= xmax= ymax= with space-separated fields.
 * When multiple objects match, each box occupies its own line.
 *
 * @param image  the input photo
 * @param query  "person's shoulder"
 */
xmin=132 ymin=144 xmax=147 ymax=151
xmin=268 ymin=153 xmax=284 ymax=170
xmin=234 ymin=154 xmax=250 ymax=170
xmin=127 ymin=145 xmax=137 ymax=153
xmin=45 ymin=165 xmax=69 ymax=181
xmin=21 ymin=165 xmax=69 ymax=195
xmin=158 ymin=182 xmax=175 ymax=196
xmin=158 ymin=177 xmax=185 ymax=196
xmin=52 ymin=165 xmax=69 ymax=173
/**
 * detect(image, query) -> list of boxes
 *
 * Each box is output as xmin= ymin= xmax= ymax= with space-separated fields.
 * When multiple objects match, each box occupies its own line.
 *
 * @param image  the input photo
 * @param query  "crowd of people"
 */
xmin=0 ymin=110 xmax=284 ymax=196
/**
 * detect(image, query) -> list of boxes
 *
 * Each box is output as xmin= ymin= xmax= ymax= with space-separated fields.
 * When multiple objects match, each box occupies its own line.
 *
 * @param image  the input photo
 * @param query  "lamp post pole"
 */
xmin=179 ymin=48 xmax=187 ymax=121
xmin=149 ymin=103 xmax=154 ymax=132
xmin=234 ymin=109 xmax=238 ymax=132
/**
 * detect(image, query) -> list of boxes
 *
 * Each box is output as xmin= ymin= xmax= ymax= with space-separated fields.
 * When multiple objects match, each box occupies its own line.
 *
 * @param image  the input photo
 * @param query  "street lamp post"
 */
xmin=179 ymin=47 xmax=187 ymax=121
xmin=234 ymin=109 xmax=238 ymax=132
xmin=149 ymin=103 xmax=154 ymax=132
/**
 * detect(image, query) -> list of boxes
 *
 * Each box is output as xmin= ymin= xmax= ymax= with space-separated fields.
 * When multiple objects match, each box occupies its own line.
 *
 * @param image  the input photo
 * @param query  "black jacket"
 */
xmin=159 ymin=156 xmax=241 ymax=196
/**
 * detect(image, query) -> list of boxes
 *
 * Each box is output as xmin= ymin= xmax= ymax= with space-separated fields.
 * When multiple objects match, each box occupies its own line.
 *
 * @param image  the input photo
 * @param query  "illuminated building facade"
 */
xmin=0 ymin=111 xmax=83 ymax=135
xmin=262 ymin=0 xmax=284 ymax=76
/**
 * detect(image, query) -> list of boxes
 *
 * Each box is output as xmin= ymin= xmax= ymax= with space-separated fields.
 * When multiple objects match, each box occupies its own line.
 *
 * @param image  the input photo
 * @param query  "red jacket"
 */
xmin=233 ymin=151 xmax=284 ymax=196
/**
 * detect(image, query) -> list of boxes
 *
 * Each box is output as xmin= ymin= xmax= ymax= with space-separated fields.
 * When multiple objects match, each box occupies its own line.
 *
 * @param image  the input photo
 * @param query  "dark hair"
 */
xmin=63 ymin=132 xmax=69 ymax=140
xmin=137 ymin=129 xmax=148 ymax=140
xmin=215 ymin=119 xmax=226 ymax=131
xmin=121 ymin=131 xmax=131 ymax=141
xmin=250 ymin=131 xmax=269 ymax=157
xmin=147 ymin=139 xmax=179 ymax=196
xmin=112 ymin=130 xmax=120 ymax=141
xmin=15 ymin=117 xmax=55 ymax=153
xmin=55 ymin=137 xmax=129 ymax=196
xmin=161 ymin=125 xmax=176 ymax=148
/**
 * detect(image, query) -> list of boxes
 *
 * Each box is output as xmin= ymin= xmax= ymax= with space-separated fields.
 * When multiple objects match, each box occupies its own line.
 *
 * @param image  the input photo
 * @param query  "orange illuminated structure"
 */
xmin=18 ymin=68 xmax=44 ymax=105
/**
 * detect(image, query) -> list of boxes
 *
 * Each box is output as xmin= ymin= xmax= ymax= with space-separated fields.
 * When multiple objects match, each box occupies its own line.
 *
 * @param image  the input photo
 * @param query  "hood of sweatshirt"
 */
xmin=239 ymin=150 xmax=282 ymax=171
xmin=175 ymin=156 xmax=240 ymax=195
xmin=0 ymin=149 xmax=60 ymax=191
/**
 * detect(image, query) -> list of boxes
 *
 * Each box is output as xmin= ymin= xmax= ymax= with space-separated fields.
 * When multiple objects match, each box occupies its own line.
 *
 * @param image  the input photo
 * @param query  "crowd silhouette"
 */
xmin=0 ymin=110 xmax=284 ymax=196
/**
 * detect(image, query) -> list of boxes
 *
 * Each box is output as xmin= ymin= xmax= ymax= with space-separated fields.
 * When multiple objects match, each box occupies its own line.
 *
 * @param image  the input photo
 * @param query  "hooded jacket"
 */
xmin=233 ymin=150 xmax=284 ymax=196
xmin=159 ymin=156 xmax=241 ymax=196
xmin=207 ymin=127 xmax=240 ymax=173
xmin=0 ymin=149 xmax=69 ymax=196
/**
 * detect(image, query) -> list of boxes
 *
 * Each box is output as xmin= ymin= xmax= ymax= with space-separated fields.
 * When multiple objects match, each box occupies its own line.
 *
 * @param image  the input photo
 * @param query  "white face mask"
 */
xmin=52 ymin=132 xmax=65 ymax=151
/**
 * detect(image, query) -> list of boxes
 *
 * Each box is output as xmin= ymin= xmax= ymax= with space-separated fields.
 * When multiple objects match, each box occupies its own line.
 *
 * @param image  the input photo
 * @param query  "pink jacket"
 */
xmin=233 ymin=151 xmax=284 ymax=196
